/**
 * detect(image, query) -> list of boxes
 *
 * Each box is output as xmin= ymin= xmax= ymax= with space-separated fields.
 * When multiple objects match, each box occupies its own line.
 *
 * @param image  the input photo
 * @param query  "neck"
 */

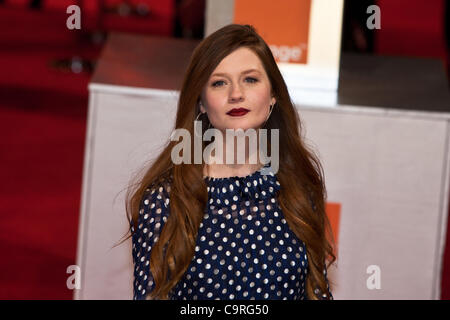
xmin=203 ymin=131 xmax=264 ymax=178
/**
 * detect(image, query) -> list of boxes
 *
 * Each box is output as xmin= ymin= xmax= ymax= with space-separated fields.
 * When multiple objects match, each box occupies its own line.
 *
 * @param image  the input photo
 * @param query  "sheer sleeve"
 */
xmin=131 ymin=182 xmax=171 ymax=300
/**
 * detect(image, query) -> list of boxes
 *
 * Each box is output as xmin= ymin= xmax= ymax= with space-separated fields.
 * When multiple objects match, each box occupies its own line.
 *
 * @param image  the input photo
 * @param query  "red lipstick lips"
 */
xmin=227 ymin=108 xmax=249 ymax=117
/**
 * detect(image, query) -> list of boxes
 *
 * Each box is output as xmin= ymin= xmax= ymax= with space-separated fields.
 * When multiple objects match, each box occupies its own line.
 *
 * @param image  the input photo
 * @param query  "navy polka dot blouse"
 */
xmin=131 ymin=163 xmax=333 ymax=300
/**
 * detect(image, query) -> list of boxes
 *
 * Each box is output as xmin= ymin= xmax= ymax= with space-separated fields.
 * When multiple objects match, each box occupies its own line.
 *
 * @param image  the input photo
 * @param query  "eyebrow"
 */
xmin=211 ymin=68 xmax=262 ymax=77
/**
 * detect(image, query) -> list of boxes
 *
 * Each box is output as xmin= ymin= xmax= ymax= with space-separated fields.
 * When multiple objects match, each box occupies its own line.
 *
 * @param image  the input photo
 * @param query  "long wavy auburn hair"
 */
xmin=121 ymin=24 xmax=336 ymax=300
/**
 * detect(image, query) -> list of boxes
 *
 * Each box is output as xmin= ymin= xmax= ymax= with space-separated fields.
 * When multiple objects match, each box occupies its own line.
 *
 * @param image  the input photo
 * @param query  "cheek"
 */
xmin=251 ymin=87 xmax=272 ymax=110
xmin=204 ymin=92 xmax=227 ymax=114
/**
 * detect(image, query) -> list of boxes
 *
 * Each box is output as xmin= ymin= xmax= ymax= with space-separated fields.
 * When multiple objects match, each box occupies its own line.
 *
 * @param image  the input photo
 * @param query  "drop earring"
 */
xmin=264 ymin=102 xmax=275 ymax=124
xmin=268 ymin=102 xmax=274 ymax=118
xmin=195 ymin=102 xmax=212 ymax=131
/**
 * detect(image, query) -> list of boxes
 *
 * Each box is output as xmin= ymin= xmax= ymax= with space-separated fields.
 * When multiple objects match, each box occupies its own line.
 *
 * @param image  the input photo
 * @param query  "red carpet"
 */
xmin=0 ymin=5 xmax=93 ymax=299
xmin=0 ymin=0 xmax=174 ymax=299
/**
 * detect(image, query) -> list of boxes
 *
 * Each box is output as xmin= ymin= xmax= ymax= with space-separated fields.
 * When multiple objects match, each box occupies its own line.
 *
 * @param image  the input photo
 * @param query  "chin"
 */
xmin=224 ymin=119 xmax=260 ymax=131
xmin=226 ymin=125 xmax=253 ymax=132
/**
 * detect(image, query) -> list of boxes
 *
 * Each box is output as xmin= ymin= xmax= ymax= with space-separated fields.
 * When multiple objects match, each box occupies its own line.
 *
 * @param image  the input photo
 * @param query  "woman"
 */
xmin=126 ymin=24 xmax=336 ymax=300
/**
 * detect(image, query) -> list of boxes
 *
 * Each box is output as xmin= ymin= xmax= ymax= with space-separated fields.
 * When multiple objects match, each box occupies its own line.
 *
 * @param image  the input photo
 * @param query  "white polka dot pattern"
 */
xmin=131 ymin=163 xmax=333 ymax=300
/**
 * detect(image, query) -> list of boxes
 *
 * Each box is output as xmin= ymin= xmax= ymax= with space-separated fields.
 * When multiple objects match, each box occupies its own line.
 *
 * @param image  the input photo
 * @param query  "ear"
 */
xmin=199 ymin=101 xmax=206 ymax=113
xmin=271 ymin=96 xmax=276 ymax=106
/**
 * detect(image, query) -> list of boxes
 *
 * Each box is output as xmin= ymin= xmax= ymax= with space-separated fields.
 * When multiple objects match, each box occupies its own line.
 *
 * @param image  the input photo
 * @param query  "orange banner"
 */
xmin=326 ymin=202 xmax=341 ymax=259
xmin=233 ymin=0 xmax=312 ymax=64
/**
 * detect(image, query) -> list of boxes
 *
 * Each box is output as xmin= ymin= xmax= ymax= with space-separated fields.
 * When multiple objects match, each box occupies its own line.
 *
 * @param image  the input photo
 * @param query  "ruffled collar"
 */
xmin=203 ymin=163 xmax=280 ymax=204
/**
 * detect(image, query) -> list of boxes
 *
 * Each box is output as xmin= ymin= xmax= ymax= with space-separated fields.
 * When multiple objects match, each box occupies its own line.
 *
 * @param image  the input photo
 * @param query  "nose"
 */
xmin=229 ymin=83 xmax=244 ymax=103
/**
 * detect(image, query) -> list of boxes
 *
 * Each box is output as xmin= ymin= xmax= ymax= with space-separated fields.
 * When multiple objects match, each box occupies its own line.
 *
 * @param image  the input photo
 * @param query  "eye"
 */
xmin=211 ymin=77 xmax=258 ymax=87
xmin=212 ymin=80 xmax=224 ymax=87
xmin=245 ymin=77 xmax=258 ymax=83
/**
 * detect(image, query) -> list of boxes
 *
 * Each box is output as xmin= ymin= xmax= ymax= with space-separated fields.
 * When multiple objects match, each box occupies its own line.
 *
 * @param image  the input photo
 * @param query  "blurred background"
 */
xmin=0 ymin=0 xmax=449 ymax=299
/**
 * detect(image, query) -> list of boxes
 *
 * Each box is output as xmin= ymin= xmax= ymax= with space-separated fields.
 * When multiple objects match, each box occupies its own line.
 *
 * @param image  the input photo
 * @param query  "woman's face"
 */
xmin=200 ymin=47 xmax=276 ymax=132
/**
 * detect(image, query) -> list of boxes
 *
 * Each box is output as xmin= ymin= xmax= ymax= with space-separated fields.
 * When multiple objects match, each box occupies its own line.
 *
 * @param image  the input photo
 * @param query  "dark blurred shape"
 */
xmin=87 ymin=1 xmax=174 ymax=36
xmin=49 ymin=56 xmax=95 ymax=74
xmin=174 ymin=0 xmax=205 ymax=39
xmin=339 ymin=53 xmax=450 ymax=112
xmin=342 ymin=0 xmax=376 ymax=53
xmin=29 ymin=0 xmax=42 ymax=10
xmin=102 ymin=1 xmax=152 ymax=18
xmin=445 ymin=0 xmax=450 ymax=79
